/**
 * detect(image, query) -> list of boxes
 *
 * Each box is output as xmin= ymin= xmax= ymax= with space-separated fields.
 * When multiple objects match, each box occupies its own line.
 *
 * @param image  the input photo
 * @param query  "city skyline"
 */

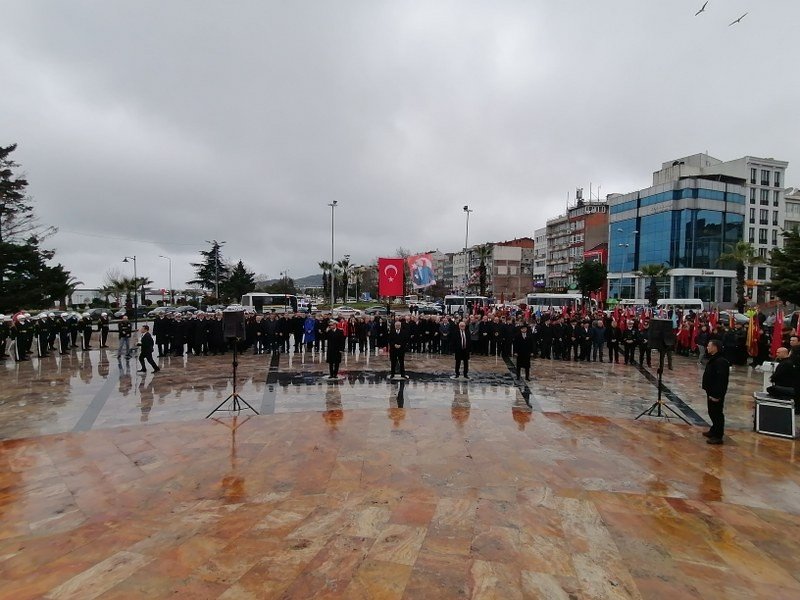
xmin=2 ymin=0 xmax=797 ymax=289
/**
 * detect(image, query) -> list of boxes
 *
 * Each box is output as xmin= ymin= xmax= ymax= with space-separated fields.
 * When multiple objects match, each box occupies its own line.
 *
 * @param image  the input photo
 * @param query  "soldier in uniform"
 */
xmin=153 ymin=313 xmax=168 ymax=356
xmin=0 ymin=315 xmax=9 ymax=358
xmin=80 ymin=312 xmax=93 ymax=350
xmin=98 ymin=312 xmax=111 ymax=348
xmin=622 ymin=322 xmax=639 ymax=365
xmin=68 ymin=313 xmax=80 ymax=347
xmin=34 ymin=314 xmax=50 ymax=357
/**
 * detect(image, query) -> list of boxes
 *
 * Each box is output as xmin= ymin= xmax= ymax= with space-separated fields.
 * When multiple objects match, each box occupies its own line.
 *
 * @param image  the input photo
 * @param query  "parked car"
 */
xmin=417 ymin=305 xmax=443 ymax=315
xmin=113 ymin=306 xmax=150 ymax=319
xmin=718 ymin=311 xmax=750 ymax=326
xmin=332 ymin=306 xmax=362 ymax=317
xmin=147 ymin=306 xmax=177 ymax=318
xmin=86 ymin=307 xmax=114 ymax=321
xmin=174 ymin=306 xmax=199 ymax=315
xmin=364 ymin=305 xmax=389 ymax=316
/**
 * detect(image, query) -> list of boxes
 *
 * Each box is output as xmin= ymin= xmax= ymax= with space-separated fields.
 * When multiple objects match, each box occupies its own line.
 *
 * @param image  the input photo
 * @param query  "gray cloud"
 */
xmin=1 ymin=0 xmax=796 ymax=291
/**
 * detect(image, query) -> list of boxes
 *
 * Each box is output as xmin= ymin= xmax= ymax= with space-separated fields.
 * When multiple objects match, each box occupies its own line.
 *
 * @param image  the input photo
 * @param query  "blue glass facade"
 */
xmin=609 ymin=211 xmax=743 ymax=272
xmin=609 ymin=187 xmax=745 ymax=215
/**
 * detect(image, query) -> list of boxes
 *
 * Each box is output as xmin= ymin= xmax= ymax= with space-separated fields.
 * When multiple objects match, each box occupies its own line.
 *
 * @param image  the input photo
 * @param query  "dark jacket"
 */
xmin=140 ymin=331 xmax=155 ymax=354
xmin=450 ymin=327 xmax=472 ymax=354
xmin=702 ymin=352 xmax=730 ymax=399
xmin=388 ymin=324 xmax=409 ymax=352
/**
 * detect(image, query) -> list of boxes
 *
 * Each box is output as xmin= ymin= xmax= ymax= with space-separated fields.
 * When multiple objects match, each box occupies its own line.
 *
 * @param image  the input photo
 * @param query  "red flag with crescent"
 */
xmin=378 ymin=258 xmax=404 ymax=297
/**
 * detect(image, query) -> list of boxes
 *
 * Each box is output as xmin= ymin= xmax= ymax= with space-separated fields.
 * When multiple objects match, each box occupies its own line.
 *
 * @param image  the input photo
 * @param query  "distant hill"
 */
xmin=255 ymin=273 xmax=322 ymax=290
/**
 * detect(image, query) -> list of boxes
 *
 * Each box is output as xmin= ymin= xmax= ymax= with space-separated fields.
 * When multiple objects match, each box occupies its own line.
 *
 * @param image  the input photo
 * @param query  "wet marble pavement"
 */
xmin=1 ymin=345 xmax=799 ymax=598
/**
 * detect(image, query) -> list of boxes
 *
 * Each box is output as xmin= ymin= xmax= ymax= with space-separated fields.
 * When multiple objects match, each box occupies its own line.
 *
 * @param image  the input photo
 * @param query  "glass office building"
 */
xmin=607 ymin=178 xmax=745 ymax=305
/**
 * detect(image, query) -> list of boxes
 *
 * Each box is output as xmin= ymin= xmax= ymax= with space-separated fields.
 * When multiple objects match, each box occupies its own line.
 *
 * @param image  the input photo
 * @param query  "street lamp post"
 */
xmin=122 ymin=255 xmax=138 ymax=330
xmin=159 ymin=255 xmax=172 ymax=305
xmin=463 ymin=206 xmax=473 ymax=303
xmin=328 ymin=201 xmax=337 ymax=309
xmin=616 ymin=228 xmax=639 ymax=299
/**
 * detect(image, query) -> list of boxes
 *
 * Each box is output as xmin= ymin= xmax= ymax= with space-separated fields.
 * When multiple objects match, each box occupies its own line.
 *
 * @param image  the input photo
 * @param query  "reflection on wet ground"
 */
xmin=1 ymin=346 xmax=799 ymax=598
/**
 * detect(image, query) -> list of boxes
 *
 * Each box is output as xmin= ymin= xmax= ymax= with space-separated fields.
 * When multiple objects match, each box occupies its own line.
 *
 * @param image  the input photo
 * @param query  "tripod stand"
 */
xmin=635 ymin=349 xmax=689 ymax=424
xmin=206 ymin=338 xmax=259 ymax=418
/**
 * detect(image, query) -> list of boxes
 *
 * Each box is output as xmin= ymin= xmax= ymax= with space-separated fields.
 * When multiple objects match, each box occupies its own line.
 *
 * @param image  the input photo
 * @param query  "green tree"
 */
xmin=718 ymin=241 xmax=760 ymax=313
xmin=636 ymin=264 xmax=671 ymax=307
xmin=223 ymin=260 xmax=256 ymax=301
xmin=769 ymin=228 xmax=800 ymax=306
xmin=318 ymin=261 xmax=332 ymax=300
xmin=475 ymin=245 xmax=493 ymax=297
xmin=336 ymin=256 xmax=351 ymax=302
xmin=188 ymin=241 xmax=230 ymax=298
xmin=571 ymin=260 xmax=608 ymax=307
xmin=0 ymin=144 xmax=68 ymax=311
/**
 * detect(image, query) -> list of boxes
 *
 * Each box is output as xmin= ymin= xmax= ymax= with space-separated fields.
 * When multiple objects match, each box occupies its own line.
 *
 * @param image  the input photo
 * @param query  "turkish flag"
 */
xmin=770 ymin=309 xmax=784 ymax=359
xmin=378 ymin=258 xmax=404 ymax=297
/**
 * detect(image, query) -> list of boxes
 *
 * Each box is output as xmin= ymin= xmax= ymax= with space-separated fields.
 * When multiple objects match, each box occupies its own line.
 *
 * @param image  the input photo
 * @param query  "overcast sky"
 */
xmin=2 ymin=0 xmax=797 ymax=291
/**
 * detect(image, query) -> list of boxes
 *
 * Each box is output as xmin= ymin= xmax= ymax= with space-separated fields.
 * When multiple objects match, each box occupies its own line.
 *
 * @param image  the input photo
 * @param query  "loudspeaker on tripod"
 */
xmin=647 ymin=319 xmax=675 ymax=352
xmin=223 ymin=310 xmax=246 ymax=339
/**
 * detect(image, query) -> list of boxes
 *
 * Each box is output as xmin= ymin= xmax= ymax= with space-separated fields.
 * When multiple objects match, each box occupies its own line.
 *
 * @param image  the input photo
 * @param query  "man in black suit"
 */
xmin=325 ymin=320 xmax=346 ymax=379
xmin=451 ymin=320 xmax=472 ymax=379
xmin=702 ymin=339 xmax=730 ymax=444
xmin=388 ymin=319 xmax=409 ymax=378
xmin=137 ymin=325 xmax=160 ymax=373
xmin=514 ymin=323 xmax=534 ymax=381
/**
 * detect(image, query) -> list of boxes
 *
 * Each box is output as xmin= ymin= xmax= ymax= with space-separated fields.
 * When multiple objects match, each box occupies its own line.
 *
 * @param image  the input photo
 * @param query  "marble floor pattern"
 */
xmin=1 ymin=344 xmax=799 ymax=598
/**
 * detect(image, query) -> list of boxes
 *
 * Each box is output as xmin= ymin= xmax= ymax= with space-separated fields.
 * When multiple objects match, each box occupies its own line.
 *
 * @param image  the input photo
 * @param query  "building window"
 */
xmin=775 ymin=171 xmax=781 ymax=187
xmin=772 ymin=229 xmax=778 ymax=245
xmin=759 ymin=228 xmax=768 ymax=244
xmin=750 ymin=208 xmax=755 ymax=223
xmin=750 ymin=167 xmax=757 ymax=184
xmin=774 ymin=190 xmax=780 ymax=207
xmin=750 ymin=188 xmax=756 ymax=204
xmin=761 ymin=169 xmax=770 ymax=186
xmin=760 ymin=189 xmax=769 ymax=205
xmin=758 ymin=266 xmax=768 ymax=280
xmin=760 ymin=209 xmax=768 ymax=225
xmin=773 ymin=211 xmax=779 ymax=226
xmin=759 ymin=247 xmax=768 ymax=259
xmin=748 ymin=228 xmax=755 ymax=243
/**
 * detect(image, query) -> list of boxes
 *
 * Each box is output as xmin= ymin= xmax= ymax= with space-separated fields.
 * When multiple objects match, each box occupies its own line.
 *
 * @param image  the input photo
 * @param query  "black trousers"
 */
xmin=516 ymin=356 xmax=530 ymax=379
xmin=390 ymin=349 xmax=405 ymax=376
xmin=139 ymin=351 xmax=158 ymax=371
xmin=707 ymin=395 xmax=725 ymax=438
xmin=454 ymin=353 xmax=470 ymax=377
xmin=328 ymin=359 xmax=341 ymax=377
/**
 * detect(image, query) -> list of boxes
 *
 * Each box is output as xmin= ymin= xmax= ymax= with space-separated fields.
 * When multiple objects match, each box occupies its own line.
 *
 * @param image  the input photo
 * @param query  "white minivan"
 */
xmin=656 ymin=298 xmax=705 ymax=312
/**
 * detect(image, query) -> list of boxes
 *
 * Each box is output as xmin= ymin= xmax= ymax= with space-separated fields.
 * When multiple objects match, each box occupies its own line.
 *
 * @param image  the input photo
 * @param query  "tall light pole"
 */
xmin=123 ymin=255 xmax=138 ymax=330
xmin=463 ymin=206 xmax=473 ymax=302
xmin=328 ymin=201 xmax=337 ymax=309
xmin=205 ymin=240 xmax=225 ymax=303
xmin=159 ymin=255 xmax=172 ymax=305
xmin=616 ymin=228 xmax=639 ymax=299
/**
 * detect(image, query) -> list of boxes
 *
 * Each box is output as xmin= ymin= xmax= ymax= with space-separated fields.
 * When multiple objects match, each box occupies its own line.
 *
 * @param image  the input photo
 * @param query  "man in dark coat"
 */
xmin=451 ymin=320 xmax=472 ymax=379
xmin=388 ymin=318 xmax=409 ymax=378
xmin=702 ymin=339 xmax=730 ymax=444
xmin=325 ymin=319 xmax=346 ymax=378
xmin=137 ymin=325 xmax=160 ymax=373
xmin=514 ymin=323 xmax=534 ymax=380
xmin=768 ymin=346 xmax=800 ymax=413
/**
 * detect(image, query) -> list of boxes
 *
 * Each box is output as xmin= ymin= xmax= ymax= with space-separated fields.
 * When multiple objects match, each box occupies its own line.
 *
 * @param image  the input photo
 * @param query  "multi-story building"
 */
xmin=533 ymin=227 xmax=547 ymax=288
xmin=785 ymin=187 xmax=800 ymax=232
xmin=653 ymin=153 xmax=788 ymax=303
xmin=545 ymin=191 xmax=608 ymax=293
xmin=451 ymin=237 xmax=534 ymax=300
xmin=607 ymin=174 xmax=746 ymax=305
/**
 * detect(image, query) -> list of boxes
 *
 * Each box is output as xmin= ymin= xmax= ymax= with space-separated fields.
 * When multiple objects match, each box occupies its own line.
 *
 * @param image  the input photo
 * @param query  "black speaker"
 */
xmin=223 ymin=310 xmax=246 ymax=339
xmin=648 ymin=319 xmax=675 ymax=351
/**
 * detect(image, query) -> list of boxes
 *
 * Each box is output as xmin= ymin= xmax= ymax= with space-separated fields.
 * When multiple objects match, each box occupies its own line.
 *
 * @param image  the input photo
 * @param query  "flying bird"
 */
xmin=729 ymin=12 xmax=748 ymax=26
xmin=695 ymin=1 xmax=708 ymax=17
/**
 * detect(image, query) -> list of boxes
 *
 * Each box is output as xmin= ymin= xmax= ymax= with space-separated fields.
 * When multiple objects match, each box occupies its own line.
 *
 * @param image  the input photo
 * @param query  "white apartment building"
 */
xmin=533 ymin=227 xmax=547 ymax=288
xmin=785 ymin=187 xmax=800 ymax=232
xmin=654 ymin=153 xmax=789 ymax=303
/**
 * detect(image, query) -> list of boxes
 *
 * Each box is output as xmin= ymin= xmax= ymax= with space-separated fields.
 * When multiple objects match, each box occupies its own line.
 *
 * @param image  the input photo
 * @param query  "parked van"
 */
xmin=656 ymin=298 xmax=704 ymax=313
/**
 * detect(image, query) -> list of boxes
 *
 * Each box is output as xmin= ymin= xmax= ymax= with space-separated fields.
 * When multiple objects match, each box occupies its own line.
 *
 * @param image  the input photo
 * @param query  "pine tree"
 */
xmin=223 ymin=260 xmax=256 ymax=302
xmin=188 ymin=241 xmax=230 ymax=298
xmin=769 ymin=228 xmax=800 ymax=306
xmin=0 ymin=143 xmax=69 ymax=311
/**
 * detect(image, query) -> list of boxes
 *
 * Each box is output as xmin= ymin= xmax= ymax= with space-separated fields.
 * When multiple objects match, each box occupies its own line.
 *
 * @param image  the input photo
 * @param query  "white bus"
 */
xmin=656 ymin=298 xmax=704 ymax=313
xmin=444 ymin=295 xmax=488 ymax=315
xmin=241 ymin=293 xmax=298 ymax=314
xmin=525 ymin=293 xmax=596 ymax=314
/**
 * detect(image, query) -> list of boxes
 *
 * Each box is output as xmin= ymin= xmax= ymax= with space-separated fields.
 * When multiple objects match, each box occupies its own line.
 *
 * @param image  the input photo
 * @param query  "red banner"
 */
xmin=771 ymin=309 xmax=784 ymax=359
xmin=378 ymin=258 xmax=404 ymax=297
